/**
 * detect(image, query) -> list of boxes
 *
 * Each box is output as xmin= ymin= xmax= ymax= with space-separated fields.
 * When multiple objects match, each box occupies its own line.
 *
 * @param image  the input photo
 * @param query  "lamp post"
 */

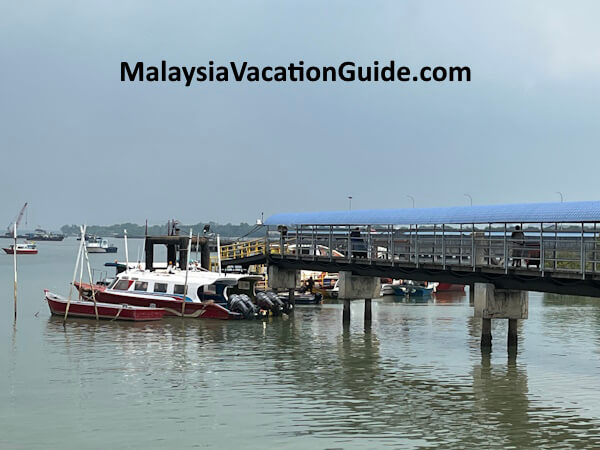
xmin=348 ymin=196 xmax=353 ymax=211
xmin=464 ymin=193 xmax=473 ymax=206
xmin=555 ymin=191 xmax=564 ymax=203
xmin=406 ymin=195 xmax=415 ymax=208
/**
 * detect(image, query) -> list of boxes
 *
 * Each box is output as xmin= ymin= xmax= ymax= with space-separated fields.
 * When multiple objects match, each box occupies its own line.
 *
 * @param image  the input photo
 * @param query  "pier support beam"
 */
xmin=508 ymin=318 xmax=518 ymax=348
xmin=481 ymin=318 xmax=492 ymax=348
xmin=364 ymin=298 xmax=372 ymax=322
xmin=338 ymin=271 xmax=380 ymax=325
xmin=267 ymin=266 xmax=299 ymax=290
xmin=288 ymin=288 xmax=295 ymax=307
xmin=343 ymin=299 xmax=351 ymax=323
xmin=469 ymin=284 xmax=475 ymax=306
xmin=474 ymin=283 xmax=528 ymax=351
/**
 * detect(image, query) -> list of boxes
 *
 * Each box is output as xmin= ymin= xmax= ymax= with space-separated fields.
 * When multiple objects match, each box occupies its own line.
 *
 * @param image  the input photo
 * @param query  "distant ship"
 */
xmin=23 ymin=228 xmax=65 ymax=241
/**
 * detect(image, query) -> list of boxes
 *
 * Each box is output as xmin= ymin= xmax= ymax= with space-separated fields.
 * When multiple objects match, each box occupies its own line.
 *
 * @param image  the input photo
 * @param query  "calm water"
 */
xmin=1 ymin=239 xmax=600 ymax=448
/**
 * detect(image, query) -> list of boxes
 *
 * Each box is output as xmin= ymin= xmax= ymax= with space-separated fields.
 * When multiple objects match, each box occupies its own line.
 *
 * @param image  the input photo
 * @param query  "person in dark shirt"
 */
xmin=511 ymin=225 xmax=525 ymax=267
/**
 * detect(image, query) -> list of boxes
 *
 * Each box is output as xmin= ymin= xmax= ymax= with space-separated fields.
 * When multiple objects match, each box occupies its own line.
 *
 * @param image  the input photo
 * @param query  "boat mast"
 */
xmin=124 ymin=228 xmax=130 ymax=270
xmin=217 ymin=234 xmax=222 ymax=273
xmin=181 ymin=229 xmax=193 ymax=316
xmin=13 ymin=223 xmax=17 ymax=320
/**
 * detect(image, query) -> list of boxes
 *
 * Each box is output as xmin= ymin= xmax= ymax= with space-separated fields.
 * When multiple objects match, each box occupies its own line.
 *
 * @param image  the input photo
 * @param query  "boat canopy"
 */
xmin=264 ymin=201 xmax=600 ymax=226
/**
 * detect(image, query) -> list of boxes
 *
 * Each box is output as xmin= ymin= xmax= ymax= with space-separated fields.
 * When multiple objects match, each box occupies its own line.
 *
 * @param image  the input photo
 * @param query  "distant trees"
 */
xmin=60 ymin=221 xmax=261 ymax=238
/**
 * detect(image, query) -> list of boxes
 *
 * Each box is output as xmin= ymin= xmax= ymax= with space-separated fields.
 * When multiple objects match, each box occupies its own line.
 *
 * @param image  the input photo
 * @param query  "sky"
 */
xmin=1 ymin=1 xmax=598 ymax=229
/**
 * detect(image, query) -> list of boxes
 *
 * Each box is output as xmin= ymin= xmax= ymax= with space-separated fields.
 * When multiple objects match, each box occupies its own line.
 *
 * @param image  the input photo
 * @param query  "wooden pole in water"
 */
xmin=195 ymin=232 xmax=200 ymax=262
xmin=13 ymin=223 xmax=18 ymax=321
xmin=82 ymin=239 xmax=99 ymax=320
xmin=181 ymin=229 xmax=193 ymax=317
xmin=65 ymin=225 xmax=87 ymax=322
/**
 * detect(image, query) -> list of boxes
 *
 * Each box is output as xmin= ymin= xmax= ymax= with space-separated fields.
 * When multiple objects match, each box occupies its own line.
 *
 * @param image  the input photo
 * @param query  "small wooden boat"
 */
xmin=3 ymin=242 xmax=38 ymax=255
xmin=45 ymin=290 xmax=165 ymax=321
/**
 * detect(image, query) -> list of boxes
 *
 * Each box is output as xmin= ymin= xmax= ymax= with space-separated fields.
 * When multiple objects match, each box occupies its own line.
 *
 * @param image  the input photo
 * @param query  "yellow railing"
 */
xmin=220 ymin=238 xmax=299 ymax=261
xmin=220 ymin=238 xmax=268 ymax=260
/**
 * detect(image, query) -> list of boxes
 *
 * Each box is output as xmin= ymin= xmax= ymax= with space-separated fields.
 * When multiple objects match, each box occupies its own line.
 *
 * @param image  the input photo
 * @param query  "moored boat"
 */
xmin=86 ymin=237 xmax=117 ymax=253
xmin=45 ymin=290 xmax=165 ymax=321
xmin=75 ymin=267 xmax=266 ymax=319
xmin=2 ymin=242 xmax=38 ymax=255
xmin=392 ymin=281 xmax=434 ymax=297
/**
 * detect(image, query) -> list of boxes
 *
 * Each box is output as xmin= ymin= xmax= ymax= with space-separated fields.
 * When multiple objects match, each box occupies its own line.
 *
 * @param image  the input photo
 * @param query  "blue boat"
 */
xmin=391 ymin=282 xmax=434 ymax=297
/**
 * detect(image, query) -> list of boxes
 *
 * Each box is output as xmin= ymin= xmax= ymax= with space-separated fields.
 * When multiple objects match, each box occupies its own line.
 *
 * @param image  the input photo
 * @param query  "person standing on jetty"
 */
xmin=511 ymin=225 xmax=525 ymax=267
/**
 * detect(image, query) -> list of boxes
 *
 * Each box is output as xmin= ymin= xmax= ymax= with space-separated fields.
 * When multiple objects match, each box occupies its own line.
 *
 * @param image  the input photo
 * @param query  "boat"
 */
xmin=75 ymin=266 xmax=273 ymax=319
xmin=436 ymin=283 xmax=465 ymax=292
xmin=24 ymin=228 xmax=64 ymax=241
xmin=45 ymin=290 xmax=165 ymax=321
xmin=391 ymin=281 xmax=434 ymax=297
xmin=86 ymin=237 xmax=117 ymax=253
xmin=277 ymin=290 xmax=323 ymax=305
xmin=2 ymin=242 xmax=38 ymax=255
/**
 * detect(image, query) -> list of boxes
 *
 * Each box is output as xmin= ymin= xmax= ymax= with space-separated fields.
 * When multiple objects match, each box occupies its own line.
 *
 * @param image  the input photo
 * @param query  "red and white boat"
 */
xmin=45 ymin=290 xmax=165 ymax=321
xmin=2 ymin=242 xmax=38 ymax=255
xmin=75 ymin=267 xmax=264 ymax=320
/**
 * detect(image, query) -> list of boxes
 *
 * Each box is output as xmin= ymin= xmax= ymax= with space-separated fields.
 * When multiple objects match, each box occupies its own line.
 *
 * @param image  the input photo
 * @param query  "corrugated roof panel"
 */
xmin=264 ymin=201 xmax=600 ymax=225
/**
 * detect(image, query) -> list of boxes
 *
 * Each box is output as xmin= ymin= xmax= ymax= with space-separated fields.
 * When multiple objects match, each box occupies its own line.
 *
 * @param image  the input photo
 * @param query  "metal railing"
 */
xmin=220 ymin=223 xmax=600 ymax=279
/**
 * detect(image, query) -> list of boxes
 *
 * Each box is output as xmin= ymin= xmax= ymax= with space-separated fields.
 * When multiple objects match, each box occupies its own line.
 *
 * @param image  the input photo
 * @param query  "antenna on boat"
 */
xmin=65 ymin=224 xmax=87 ymax=323
xmin=124 ymin=229 xmax=130 ymax=270
xmin=13 ymin=222 xmax=18 ymax=321
xmin=181 ymin=228 xmax=193 ymax=317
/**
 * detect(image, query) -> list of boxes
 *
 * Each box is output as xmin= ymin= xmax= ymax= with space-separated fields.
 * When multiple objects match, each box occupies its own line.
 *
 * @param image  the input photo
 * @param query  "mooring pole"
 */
xmin=288 ymin=288 xmax=295 ymax=308
xmin=65 ymin=225 xmax=87 ymax=322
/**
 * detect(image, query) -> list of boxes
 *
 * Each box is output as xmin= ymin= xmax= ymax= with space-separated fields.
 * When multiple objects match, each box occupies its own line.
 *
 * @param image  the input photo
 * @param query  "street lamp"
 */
xmin=348 ymin=196 xmax=353 ymax=211
xmin=464 ymin=193 xmax=473 ymax=206
xmin=555 ymin=191 xmax=564 ymax=203
xmin=406 ymin=195 xmax=415 ymax=208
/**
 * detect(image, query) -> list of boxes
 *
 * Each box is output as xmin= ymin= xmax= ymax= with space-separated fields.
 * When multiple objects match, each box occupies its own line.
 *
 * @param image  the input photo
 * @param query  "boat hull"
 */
xmin=3 ymin=248 xmax=38 ymax=255
xmin=391 ymin=285 xmax=434 ymax=297
xmin=88 ymin=289 xmax=241 ymax=319
xmin=436 ymin=283 xmax=465 ymax=292
xmin=45 ymin=291 xmax=165 ymax=321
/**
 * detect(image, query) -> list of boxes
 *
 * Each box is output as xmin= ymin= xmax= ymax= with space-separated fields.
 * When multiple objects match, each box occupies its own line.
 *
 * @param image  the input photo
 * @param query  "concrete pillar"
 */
xmin=508 ymin=318 xmax=518 ymax=347
xmin=343 ymin=299 xmax=351 ymax=323
xmin=267 ymin=266 xmax=299 ymax=290
xmin=337 ymin=271 xmax=380 ymax=325
xmin=364 ymin=298 xmax=372 ymax=322
xmin=469 ymin=284 xmax=475 ymax=306
xmin=481 ymin=318 xmax=492 ymax=348
xmin=474 ymin=283 xmax=528 ymax=351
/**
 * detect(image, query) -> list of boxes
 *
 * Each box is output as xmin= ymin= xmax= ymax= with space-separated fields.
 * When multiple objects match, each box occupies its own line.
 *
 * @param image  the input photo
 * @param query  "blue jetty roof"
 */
xmin=264 ymin=201 xmax=600 ymax=226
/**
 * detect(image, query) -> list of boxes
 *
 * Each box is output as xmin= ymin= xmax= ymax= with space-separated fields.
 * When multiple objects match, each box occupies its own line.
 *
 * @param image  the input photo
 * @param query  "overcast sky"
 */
xmin=1 ymin=1 xmax=598 ymax=229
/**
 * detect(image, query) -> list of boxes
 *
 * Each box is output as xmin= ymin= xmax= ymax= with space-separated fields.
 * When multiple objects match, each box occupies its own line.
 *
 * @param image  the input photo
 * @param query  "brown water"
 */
xmin=1 ymin=239 xmax=600 ymax=448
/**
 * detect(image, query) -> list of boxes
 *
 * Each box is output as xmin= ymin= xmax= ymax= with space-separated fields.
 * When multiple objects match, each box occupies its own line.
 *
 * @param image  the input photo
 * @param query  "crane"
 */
xmin=7 ymin=202 xmax=28 ymax=235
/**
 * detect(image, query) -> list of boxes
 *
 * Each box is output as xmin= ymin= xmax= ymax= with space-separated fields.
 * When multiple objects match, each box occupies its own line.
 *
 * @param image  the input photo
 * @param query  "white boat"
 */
xmin=74 ymin=266 xmax=282 ymax=319
xmin=86 ymin=237 xmax=117 ymax=253
xmin=3 ymin=242 xmax=38 ymax=255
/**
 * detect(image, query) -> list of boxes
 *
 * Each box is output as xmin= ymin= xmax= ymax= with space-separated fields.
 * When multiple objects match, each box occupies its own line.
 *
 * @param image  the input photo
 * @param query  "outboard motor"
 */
xmin=256 ymin=291 xmax=280 ymax=316
xmin=238 ymin=294 xmax=258 ymax=318
xmin=267 ymin=291 xmax=292 ymax=314
xmin=228 ymin=294 xmax=252 ymax=319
